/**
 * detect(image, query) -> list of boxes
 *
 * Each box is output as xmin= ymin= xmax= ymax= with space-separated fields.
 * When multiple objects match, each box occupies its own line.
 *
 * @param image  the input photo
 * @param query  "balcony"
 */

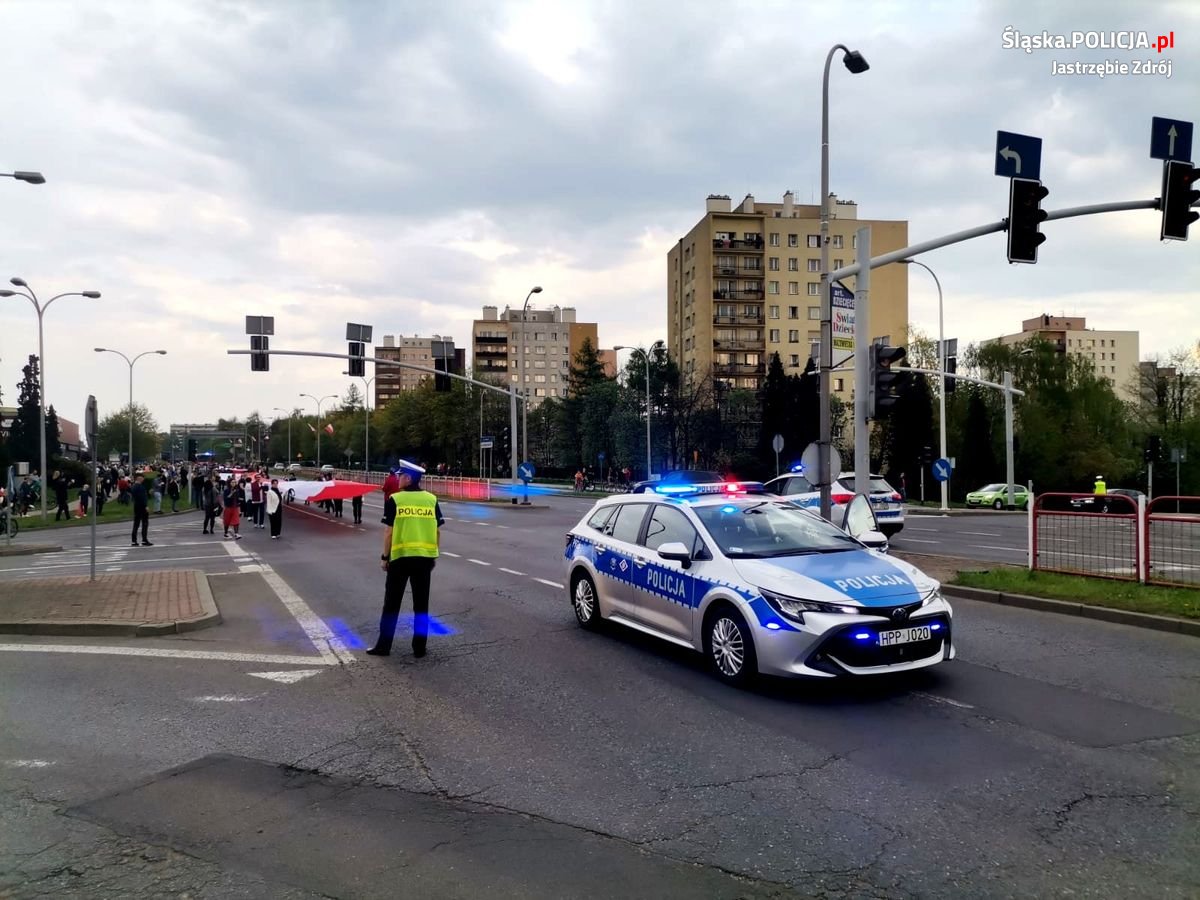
xmin=475 ymin=335 xmax=508 ymax=345
xmin=713 ymin=314 xmax=763 ymax=326
xmin=474 ymin=349 xmax=508 ymax=359
xmin=713 ymin=289 xmax=764 ymax=300
xmin=712 ymin=237 xmax=764 ymax=252
xmin=712 ymin=362 xmax=767 ymax=377
xmin=712 ymin=339 xmax=761 ymax=351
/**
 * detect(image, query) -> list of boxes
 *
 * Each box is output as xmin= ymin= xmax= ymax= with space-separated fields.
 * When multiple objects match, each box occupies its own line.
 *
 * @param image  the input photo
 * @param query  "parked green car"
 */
xmin=965 ymin=483 xmax=1029 ymax=509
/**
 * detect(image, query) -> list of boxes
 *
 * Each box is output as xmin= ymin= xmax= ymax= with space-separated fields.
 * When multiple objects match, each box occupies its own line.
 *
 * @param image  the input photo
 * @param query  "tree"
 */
xmin=8 ymin=356 xmax=43 ymax=469
xmin=96 ymin=403 xmax=160 ymax=464
xmin=341 ymin=384 xmax=364 ymax=412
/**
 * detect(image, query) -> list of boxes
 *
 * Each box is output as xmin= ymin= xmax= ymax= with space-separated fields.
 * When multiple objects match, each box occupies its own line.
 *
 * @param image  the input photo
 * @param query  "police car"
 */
xmin=564 ymin=482 xmax=953 ymax=686
xmin=764 ymin=470 xmax=905 ymax=536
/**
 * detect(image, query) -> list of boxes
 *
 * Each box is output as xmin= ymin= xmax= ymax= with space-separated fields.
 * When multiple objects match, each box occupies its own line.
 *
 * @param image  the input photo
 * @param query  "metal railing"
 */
xmin=1145 ymin=496 xmax=1200 ymax=587
xmin=1031 ymin=492 xmax=1140 ymax=581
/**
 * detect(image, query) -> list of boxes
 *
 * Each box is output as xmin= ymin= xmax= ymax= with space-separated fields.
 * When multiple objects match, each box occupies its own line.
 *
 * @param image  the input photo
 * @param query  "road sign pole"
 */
xmin=1004 ymin=370 xmax=1016 ymax=510
xmin=853 ymin=227 xmax=871 ymax=497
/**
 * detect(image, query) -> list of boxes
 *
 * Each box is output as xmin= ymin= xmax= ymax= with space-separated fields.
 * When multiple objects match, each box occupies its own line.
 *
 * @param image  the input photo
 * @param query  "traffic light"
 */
xmin=868 ymin=343 xmax=909 ymax=418
xmin=348 ymin=342 xmax=365 ymax=378
xmin=1007 ymin=177 xmax=1049 ymax=264
xmin=434 ymin=356 xmax=450 ymax=392
xmin=944 ymin=356 xmax=957 ymax=394
xmin=1145 ymin=434 xmax=1162 ymax=464
xmin=251 ymin=335 xmax=269 ymax=371
xmin=1161 ymin=160 xmax=1200 ymax=241
xmin=187 ymin=438 xmax=198 ymax=461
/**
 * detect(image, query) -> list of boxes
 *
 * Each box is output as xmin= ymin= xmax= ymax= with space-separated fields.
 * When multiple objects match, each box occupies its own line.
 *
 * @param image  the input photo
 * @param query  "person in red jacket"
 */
xmin=380 ymin=466 xmax=400 ymax=524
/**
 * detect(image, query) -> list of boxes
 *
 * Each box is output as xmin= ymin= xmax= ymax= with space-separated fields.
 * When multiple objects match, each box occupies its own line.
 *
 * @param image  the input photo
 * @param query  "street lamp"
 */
xmin=273 ymin=407 xmax=293 ymax=464
xmin=299 ymin=393 xmax=336 ymax=468
xmin=519 ymin=286 xmax=543 ymax=468
xmin=614 ymin=341 xmax=665 ymax=480
xmin=342 ymin=372 xmax=376 ymax=473
xmin=94 ymin=348 xmax=167 ymax=472
xmin=1 ymin=279 xmax=101 ymax=518
xmin=901 ymin=259 xmax=948 ymax=512
xmin=817 ymin=44 xmax=869 ymax=521
xmin=0 ymin=171 xmax=45 ymax=185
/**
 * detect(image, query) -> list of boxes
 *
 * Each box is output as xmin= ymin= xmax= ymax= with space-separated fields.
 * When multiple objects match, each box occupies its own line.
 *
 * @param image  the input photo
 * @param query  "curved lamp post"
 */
xmin=1 ymin=279 xmax=101 ymax=518
xmin=519 ymin=286 xmax=543 ymax=467
xmin=300 ymin=393 xmax=337 ymax=468
xmin=94 ymin=348 xmax=167 ymax=471
xmin=0 ymin=171 xmax=44 ymax=184
xmin=614 ymin=341 xmax=665 ymax=480
xmin=817 ymin=44 xmax=869 ymax=521
xmin=901 ymin=259 xmax=948 ymax=512
xmin=343 ymin=372 xmax=376 ymax=472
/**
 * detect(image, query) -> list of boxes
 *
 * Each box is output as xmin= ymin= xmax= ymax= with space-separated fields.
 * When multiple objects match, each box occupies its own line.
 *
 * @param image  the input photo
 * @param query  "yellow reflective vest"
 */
xmin=389 ymin=490 xmax=440 ymax=560
xmin=1094 ymin=478 xmax=1107 ymax=496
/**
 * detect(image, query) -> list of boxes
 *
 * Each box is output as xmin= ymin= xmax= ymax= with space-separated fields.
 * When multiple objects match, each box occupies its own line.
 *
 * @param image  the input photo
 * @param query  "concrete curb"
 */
xmin=0 ymin=570 xmax=223 ymax=638
xmin=942 ymin=585 xmax=1200 ymax=638
xmin=0 ymin=544 xmax=63 ymax=557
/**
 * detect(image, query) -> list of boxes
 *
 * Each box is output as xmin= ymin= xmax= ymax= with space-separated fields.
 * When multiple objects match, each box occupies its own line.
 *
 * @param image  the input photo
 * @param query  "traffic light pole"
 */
xmin=853 ymin=227 xmax=871 ymax=500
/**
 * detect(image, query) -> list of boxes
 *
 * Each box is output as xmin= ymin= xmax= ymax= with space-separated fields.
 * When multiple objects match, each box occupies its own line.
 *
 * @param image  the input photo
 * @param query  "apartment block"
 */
xmin=667 ymin=191 xmax=909 ymax=397
xmin=372 ymin=335 xmax=464 ymax=408
xmin=994 ymin=315 xmax=1140 ymax=403
xmin=471 ymin=305 xmax=599 ymax=409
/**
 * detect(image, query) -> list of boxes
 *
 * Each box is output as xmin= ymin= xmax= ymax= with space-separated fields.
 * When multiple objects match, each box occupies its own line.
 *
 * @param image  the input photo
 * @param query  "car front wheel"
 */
xmin=571 ymin=572 xmax=601 ymax=630
xmin=704 ymin=606 xmax=758 ymax=687
xmin=993 ymin=498 xmax=1004 ymax=510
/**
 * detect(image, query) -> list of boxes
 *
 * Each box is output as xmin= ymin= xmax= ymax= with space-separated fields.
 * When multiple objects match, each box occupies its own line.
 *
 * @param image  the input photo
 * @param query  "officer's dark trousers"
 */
xmin=374 ymin=557 xmax=435 ymax=651
xmin=131 ymin=508 xmax=149 ymax=543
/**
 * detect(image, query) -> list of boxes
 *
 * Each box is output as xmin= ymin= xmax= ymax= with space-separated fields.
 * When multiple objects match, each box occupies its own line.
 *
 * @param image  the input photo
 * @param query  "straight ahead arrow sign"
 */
xmin=248 ymin=669 xmax=323 ymax=684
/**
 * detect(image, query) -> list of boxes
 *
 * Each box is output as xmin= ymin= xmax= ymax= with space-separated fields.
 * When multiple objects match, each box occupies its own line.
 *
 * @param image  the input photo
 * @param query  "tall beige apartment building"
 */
xmin=372 ymin=335 xmax=463 ymax=408
xmin=471 ymin=305 xmax=599 ymax=409
xmin=667 ymin=192 xmax=909 ymax=396
xmin=994 ymin=315 xmax=1140 ymax=403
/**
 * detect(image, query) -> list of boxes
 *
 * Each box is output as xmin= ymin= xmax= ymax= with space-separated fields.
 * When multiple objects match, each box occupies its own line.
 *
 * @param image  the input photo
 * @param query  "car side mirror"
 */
xmin=859 ymin=530 xmax=889 ymax=553
xmin=657 ymin=541 xmax=692 ymax=569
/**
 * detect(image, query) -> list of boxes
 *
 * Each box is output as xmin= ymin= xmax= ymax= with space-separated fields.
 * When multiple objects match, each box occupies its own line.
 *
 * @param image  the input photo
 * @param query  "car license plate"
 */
xmin=878 ymin=626 xmax=931 ymax=647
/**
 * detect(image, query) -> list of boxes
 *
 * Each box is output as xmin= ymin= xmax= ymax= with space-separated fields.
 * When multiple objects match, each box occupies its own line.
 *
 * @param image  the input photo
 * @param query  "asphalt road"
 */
xmin=1 ymin=493 xmax=1197 ymax=897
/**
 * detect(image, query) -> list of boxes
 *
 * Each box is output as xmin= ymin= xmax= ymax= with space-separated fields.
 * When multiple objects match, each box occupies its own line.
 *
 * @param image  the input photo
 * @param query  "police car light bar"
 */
xmin=655 ymin=481 xmax=766 ymax=496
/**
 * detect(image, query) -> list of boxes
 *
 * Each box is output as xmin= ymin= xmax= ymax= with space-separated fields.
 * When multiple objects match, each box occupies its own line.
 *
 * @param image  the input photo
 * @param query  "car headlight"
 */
xmin=921 ymin=589 xmax=942 ymax=608
xmin=759 ymin=588 xmax=859 ymax=623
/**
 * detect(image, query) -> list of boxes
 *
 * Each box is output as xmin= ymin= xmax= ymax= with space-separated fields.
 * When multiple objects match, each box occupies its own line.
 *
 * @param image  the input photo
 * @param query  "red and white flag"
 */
xmin=324 ymin=423 xmax=335 ymax=435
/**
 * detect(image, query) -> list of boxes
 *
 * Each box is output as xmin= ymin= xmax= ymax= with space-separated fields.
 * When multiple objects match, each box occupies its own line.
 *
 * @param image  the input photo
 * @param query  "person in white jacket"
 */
xmin=266 ymin=478 xmax=284 ymax=539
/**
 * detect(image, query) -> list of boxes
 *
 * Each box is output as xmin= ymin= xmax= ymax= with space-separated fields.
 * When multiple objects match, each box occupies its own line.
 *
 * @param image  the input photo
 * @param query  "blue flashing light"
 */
xmin=720 ymin=505 xmax=737 ymax=513
xmin=654 ymin=484 xmax=694 ymax=495
xmin=766 ymin=622 xmax=781 ymax=630
xmin=790 ymin=462 xmax=806 ymax=473
xmin=930 ymin=623 xmax=942 ymax=631
xmin=853 ymin=632 xmax=872 ymax=640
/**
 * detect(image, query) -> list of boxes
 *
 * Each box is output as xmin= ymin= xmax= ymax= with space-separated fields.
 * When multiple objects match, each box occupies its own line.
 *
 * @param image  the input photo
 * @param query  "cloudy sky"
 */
xmin=0 ymin=0 xmax=1196 ymax=434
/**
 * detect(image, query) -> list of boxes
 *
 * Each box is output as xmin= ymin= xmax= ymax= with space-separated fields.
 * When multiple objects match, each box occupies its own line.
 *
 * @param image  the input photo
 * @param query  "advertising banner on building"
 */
xmin=831 ymin=282 xmax=855 ymax=366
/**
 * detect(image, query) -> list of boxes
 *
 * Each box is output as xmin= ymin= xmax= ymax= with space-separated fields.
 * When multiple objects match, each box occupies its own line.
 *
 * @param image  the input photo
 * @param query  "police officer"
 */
xmin=1093 ymin=474 xmax=1108 ymax=513
xmin=367 ymin=459 xmax=444 ymax=658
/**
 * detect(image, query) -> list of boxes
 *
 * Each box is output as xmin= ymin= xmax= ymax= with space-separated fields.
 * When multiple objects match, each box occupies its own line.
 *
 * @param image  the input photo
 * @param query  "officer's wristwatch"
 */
xmin=380 ymin=554 xmax=389 ymax=561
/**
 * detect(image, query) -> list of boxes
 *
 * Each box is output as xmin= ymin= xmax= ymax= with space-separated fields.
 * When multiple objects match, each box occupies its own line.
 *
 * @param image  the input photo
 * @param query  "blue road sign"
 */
xmin=518 ymin=461 xmax=536 ymax=482
xmin=932 ymin=458 xmax=952 ymax=483
xmin=1150 ymin=117 xmax=1193 ymax=162
xmin=995 ymin=131 xmax=1043 ymax=181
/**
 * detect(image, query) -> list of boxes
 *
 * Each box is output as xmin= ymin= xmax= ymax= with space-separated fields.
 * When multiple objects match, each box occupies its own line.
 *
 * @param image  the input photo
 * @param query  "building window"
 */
xmin=769 ymin=305 xmax=780 ymax=319
xmin=511 ymin=374 xmax=519 ymax=382
xmin=788 ymin=306 xmax=799 ymax=319
xmin=807 ymin=234 xmax=820 ymax=248
xmin=717 ymin=304 xmax=735 ymax=316
xmin=769 ymin=257 xmax=779 ymax=270
xmin=787 ymin=330 xmax=798 ymax=342
xmin=742 ymin=305 xmax=757 ymax=317
xmin=788 ymin=234 xmax=799 ymax=248
xmin=807 ymin=282 xmax=820 ymax=296
xmin=535 ymin=388 xmax=546 ymax=397
xmin=788 ymin=258 xmax=798 ymax=271
xmin=746 ymin=353 xmax=760 ymax=365
xmin=1100 ymin=339 xmax=1105 ymax=347
xmin=769 ymin=233 xmax=780 ymax=247
xmin=807 ymin=258 xmax=819 ymax=273
xmin=832 ymin=235 xmax=843 ymax=249
xmin=834 ymin=378 xmax=845 ymax=391
xmin=789 ymin=354 xmax=800 ymax=367
xmin=808 ymin=307 xmax=819 ymax=320
xmin=788 ymin=282 xmax=799 ymax=295
xmin=534 ymin=375 xmax=546 ymax=383
xmin=833 ymin=259 xmax=844 ymax=269
xmin=851 ymin=235 xmax=857 ymax=249
xmin=769 ymin=328 xmax=781 ymax=342
xmin=768 ymin=281 xmax=780 ymax=294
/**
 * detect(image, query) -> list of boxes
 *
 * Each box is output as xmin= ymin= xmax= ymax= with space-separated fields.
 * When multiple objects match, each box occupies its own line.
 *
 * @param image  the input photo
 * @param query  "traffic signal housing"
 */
xmin=1007 ymin=177 xmax=1049 ymax=264
xmin=250 ymin=335 xmax=269 ymax=371
xmin=869 ymin=343 xmax=909 ymax=418
xmin=1161 ymin=160 xmax=1199 ymax=241
xmin=434 ymin=356 xmax=450 ymax=391
xmin=347 ymin=342 xmax=365 ymax=378
xmin=944 ymin=356 xmax=957 ymax=394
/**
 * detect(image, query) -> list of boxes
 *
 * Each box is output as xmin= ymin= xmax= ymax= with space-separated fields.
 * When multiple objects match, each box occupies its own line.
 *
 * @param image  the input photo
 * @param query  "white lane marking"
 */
xmin=105 ymin=567 xmax=121 ymax=571
xmin=247 ymin=669 xmax=322 ymax=684
xmin=193 ymin=695 xmax=259 ymax=703
xmin=442 ymin=551 xmax=461 ymax=558
xmin=499 ymin=568 xmax=525 ymax=576
xmin=0 ymin=554 xmax=238 ymax=575
xmin=900 ymin=538 xmax=939 ymax=544
xmin=468 ymin=558 xmax=491 ymax=567
xmin=533 ymin=578 xmax=564 ymax=589
xmin=971 ymin=545 xmax=1026 ymax=553
xmin=959 ymin=531 xmax=1000 ymax=537
xmin=495 ymin=525 xmax=509 ymax=530
xmin=3 ymin=759 xmax=54 ymax=768
xmin=221 ymin=542 xmax=353 ymax=665
xmin=0 ymin=644 xmax=337 ymax=665
xmin=238 ymin=564 xmax=263 ymax=573
xmin=914 ymin=691 xmax=975 ymax=710
xmin=907 ymin=527 xmax=938 ymax=532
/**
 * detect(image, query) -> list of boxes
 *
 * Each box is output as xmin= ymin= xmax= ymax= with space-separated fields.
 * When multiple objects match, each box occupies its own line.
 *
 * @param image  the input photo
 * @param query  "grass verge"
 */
xmin=952 ymin=568 xmax=1200 ymax=620
xmin=12 ymin=503 xmax=199 ymax=532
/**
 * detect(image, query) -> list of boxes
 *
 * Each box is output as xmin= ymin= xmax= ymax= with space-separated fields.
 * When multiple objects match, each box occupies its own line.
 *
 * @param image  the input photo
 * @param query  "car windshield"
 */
xmin=979 ymin=484 xmax=1006 ymax=492
xmin=692 ymin=501 xmax=860 ymax=558
xmin=839 ymin=476 xmax=894 ymax=493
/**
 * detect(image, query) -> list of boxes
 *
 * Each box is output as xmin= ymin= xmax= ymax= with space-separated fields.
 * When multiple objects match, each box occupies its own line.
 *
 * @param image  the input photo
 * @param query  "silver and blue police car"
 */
xmin=564 ymin=481 xmax=953 ymax=686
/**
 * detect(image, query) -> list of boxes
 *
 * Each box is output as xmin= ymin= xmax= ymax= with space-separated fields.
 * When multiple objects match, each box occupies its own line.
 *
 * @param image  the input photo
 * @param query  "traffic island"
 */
xmin=0 ymin=569 xmax=221 ymax=637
